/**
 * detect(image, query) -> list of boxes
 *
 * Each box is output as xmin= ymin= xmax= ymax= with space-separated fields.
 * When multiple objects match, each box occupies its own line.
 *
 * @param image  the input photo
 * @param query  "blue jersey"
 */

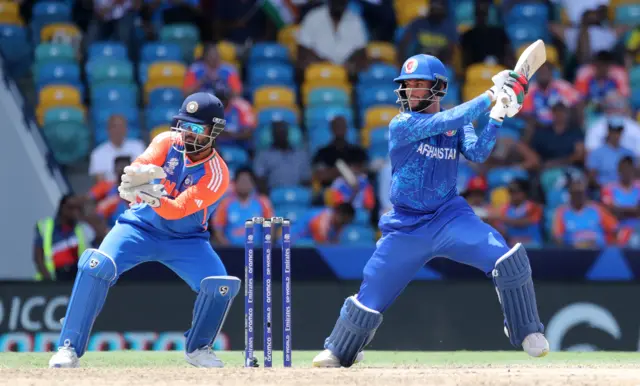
xmin=388 ymin=94 xmax=499 ymax=213
xmin=118 ymin=132 xmax=231 ymax=239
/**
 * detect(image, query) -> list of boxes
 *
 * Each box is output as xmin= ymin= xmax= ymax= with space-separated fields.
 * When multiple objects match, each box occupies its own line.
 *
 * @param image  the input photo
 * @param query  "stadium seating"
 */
xmin=339 ymin=224 xmax=376 ymax=245
xmin=367 ymin=42 xmax=397 ymax=66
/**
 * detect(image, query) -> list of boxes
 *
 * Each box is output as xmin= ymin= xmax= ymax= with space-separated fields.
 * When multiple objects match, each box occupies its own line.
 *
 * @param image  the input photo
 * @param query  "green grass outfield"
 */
xmin=2 ymin=351 xmax=640 ymax=368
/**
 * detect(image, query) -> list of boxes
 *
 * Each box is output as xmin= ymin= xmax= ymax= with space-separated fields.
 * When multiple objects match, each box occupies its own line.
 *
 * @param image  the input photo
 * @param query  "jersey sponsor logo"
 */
xmin=416 ymin=143 xmax=457 ymax=160
xmin=445 ymin=130 xmax=457 ymax=137
xmin=163 ymin=157 xmax=179 ymax=175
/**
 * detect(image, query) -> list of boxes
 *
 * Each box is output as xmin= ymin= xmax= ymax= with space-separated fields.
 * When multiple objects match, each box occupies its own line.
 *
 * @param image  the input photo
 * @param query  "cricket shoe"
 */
xmin=49 ymin=346 xmax=80 ymax=368
xmin=312 ymin=349 xmax=364 ymax=368
xmin=185 ymin=346 xmax=224 ymax=368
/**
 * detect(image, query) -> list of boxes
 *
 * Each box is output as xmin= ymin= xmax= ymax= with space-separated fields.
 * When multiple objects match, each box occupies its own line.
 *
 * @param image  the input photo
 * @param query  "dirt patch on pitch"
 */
xmin=3 ymin=366 xmax=640 ymax=386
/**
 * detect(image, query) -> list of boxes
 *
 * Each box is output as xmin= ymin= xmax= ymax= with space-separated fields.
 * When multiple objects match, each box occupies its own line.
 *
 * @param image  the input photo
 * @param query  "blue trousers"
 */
xmin=101 ymin=220 xmax=227 ymax=291
xmin=358 ymin=196 xmax=510 ymax=312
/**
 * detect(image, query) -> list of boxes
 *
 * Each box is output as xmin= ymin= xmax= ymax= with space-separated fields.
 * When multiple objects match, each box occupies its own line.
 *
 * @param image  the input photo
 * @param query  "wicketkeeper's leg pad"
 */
xmin=58 ymin=249 xmax=117 ymax=357
xmin=324 ymin=295 xmax=383 ymax=368
xmin=492 ymin=243 xmax=544 ymax=347
xmin=185 ymin=276 xmax=240 ymax=354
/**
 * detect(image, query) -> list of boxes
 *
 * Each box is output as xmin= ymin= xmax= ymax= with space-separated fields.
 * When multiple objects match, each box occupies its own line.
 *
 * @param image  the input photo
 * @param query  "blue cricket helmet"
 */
xmin=172 ymin=92 xmax=226 ymax=154
xmin=394 ymin=54 xmax=449 ymax=84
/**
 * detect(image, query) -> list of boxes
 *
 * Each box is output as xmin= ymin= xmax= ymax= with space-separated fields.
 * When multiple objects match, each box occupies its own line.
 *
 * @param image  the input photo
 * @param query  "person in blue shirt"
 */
xmin=313 ymin=54 xmax=549 ymax=368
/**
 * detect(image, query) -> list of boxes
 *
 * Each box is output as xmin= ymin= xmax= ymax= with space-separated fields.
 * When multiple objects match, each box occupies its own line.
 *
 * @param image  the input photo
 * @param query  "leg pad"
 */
xmin=324 ymin=296 xmax=383 ymax=368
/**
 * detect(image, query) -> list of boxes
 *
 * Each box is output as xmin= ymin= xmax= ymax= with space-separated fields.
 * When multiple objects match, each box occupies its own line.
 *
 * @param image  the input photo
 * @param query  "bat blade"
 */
xmin=500 ymin=39 xmax=547 ymax=106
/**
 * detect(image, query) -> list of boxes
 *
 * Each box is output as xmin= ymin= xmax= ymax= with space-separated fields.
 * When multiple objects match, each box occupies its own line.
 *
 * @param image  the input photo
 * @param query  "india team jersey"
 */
xmin=118 ymin=132 xmax=230 ymax=238
xmin=602 ymin=181 xmax=640 ymax=227
xmin=389 ymin=94 xmax=498 ymax=213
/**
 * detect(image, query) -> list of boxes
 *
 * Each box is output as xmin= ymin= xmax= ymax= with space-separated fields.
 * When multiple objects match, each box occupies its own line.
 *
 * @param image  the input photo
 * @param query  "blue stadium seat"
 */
xmin=632 ymin=89 xmax=640 ymax=110
xmin=43 ymin=121 xmax=90 ymax=165
xmin=277 ymin=205 xmax=311 ymax=225
xmin=357 ymin=84 xmax=396 ymax=112
xmin=91 ymin=84 xmax=138 ymax=106
xmin=353 ymin=209 xmax=370 ymax=226
xmin=257 ymin=107 xmax=298 ymax=126
xmin=487 ymin=167 xmax=528 ymax=189
xmin=31 ymin=2 xmax=72 ymax=41
xmin=88 ymin=42 xmax=128 ymax=61
xmin=308 ymin=87 xmax=350 ymax=108
xmin=368 ymin=143 xmax=388 ymax=161
xmin=358 ymin=63 xmax=398 ymax=86
xmin=507 ymin=3 xmax=549 ymax=24
xmin=34 ymin=43 xmax=75 ymax=65
xmin=141 ymin=42 xmax=183 ymax=64
xmin=43 ymin=106 xmax=85 ymax=126
xmin=145 ymin=104 xmax=179 ymax=130
xmin=441 ymin=83 xmax=461 ymax=107
xmin=308 ymin=126 xmax=358 ymax=154
xmin=339 ymin=225 xmax=375 ymax=245
xmin=248 ymin=63 xmax=295 ymax=88
xmin=455 ymin=0 xmax=500 ymax=27
xmin=35 ymin=62 xmax=80 ymax=87
xmin=0 ymin=25 xmax=32 ymax=76
xmin=148 ymin=87 xmax=183 ymax=107
xmin=86 ymin=59 xmax=134 ymax=85
xmin=305 ymin=106 xmax=354 ymax=127
xmin=457 ymin=162 xmax=478 ymax=194
xmin=270 ymin=186 xmax=312 ymax=207
xmin=368 ymin=127 xmax=389 ymax=147
xmin=615 ymin=4 xmax=640 ymax=27
xmin=254 ymin=124 xmax=303 ymax=150
xmin=248 ymin=42 xmax=289 ymax=65
xmin=507 ymin=23 xmax=548 ymax=47
xmin=159 ymin=23 xmax=199 ymax=62
xmin=630 ymin=66 xmax=640 ymax=88
xmin=218 ymin=145 xmax=250 ymax=167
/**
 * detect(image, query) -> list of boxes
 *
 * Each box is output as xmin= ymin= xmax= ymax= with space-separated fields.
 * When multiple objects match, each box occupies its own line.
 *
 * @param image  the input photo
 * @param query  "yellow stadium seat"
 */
xmin=253 ymin=86 xmax=297 ymax=110
xmin=301 ymin=82 xmax=351 ymax=106
xmin=516 ymin=43 xmax=559 ymax=67
xmin=363 ymin=106 xmax=398 ymax=132
xmin=466 ymin=63 xmax=507 ymax=83
xmin=193 ymin=43 xmax=203 ymax=60
xmin=39 ymin=85 xmax=82 ymax=109
xmin=395 ymin=1 xmax=427 ymax=27
xmin=150 ymin=125 xmax=171 ymax=140
xmin=490 ymin=186 xmax=510 ymax=208
xmin=0 ymin=2 xmax=20 ymax=23
xmin=304 ymin=62 xmax=348 ymax=84
xmin=145 ymin=62 xmax=186 ymax=95
xmin=367 ymin=42 xmax=397 ymax=66
xmin=41 ymin=23 xmax=81 ymax=43
xmin=217 ymin=40 xmax=236 ymax=63
xmin=277 ymin=25 xmax=299 ymax=59
xmin=462 ymin=84 xmax=490 ymax=102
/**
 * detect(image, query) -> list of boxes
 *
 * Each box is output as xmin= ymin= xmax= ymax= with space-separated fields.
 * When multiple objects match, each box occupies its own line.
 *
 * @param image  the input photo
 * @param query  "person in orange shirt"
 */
xmin=495 ymin=179 xmax=543 ymax=248
xmin=298 ymin=203 xmax=356 ymax=244
xmin=50 ymin=93 xmax=239 ymax=369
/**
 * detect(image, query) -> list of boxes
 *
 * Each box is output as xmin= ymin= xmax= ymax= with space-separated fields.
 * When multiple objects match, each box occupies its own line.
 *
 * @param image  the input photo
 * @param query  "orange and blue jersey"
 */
xmin=217 ymin=97 xmax=257 ymax=145
xmin=521 ymin=79 xmax=581 ymax=125
xmin=499 ymin=200 xmax=543 ymax=247
xmin=183 ymin=61 xmax=242 ymax=95
xmin=118 ymin=132 xmax=230 ymax=238
xmin=553 ymin=202 xmax=618 ymax=248
xmin=574 ymin=65 xmax=630 ymax=101
xmin=329 ymin=175 xmax=375 ymax=211
xmin=296 ymin=208 xmax=338 ymax=244
xmin=602 ymin=181 xmax=640 ymax=228
xmin=89 ymin=180 xmax=115 ymax=202
xmin=96 ymin=185 xmax=129 ymax=227
xmin=212 ymin=193 xmax=273 ymax=245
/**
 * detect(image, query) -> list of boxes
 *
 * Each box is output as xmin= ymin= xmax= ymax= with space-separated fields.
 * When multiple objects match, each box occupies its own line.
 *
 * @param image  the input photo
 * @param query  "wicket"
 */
xmin=244 ymin=217 xmax=292 ymax=368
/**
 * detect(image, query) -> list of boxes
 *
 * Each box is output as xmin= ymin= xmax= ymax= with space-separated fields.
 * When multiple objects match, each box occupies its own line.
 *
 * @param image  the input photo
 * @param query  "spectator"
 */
xmin=585 ymin=93 xmax=640 ymax=158
xmin=601 ymin=156 xmax=640 ymax=246
xmin=94 ymin=156 xmax=132 ymax=228
xmin=312 ymin=116 xmax=368 ymax=189
xmin=326 ymin=158 xmax=375 ymax=212
xmin=553 ymin=177 xmax=618 ymax=248
xmin=461 ymin=176 xmax=492 ymax=222
xmin=495 ymin=179 xmax=543 ymax=248
xmin=625 ymin=25 xmax=640 ymax=67
xmin=183 ymin=44 xmax=242 ymax=96
xmin=296 ymin=0 xmax=368 ymax=76
xmin=89 ymin=114 xmax=145 ymax=182
xmin=296 ymin=202 xmax=355 ymax=244
xmin=586 ymin=119 xmax=635 ymax=186
xmin=397 ymin=0 xmax=457 ymax=64
xmin=529 ymin=97 xmax=585 ymax=171
xmin=84 ymin=0 xmax=139 ymax=61
xmin=33 ymin=195 xmax=105 ymax=281
xmin=521 ymin=62 xmax=583 ymax=137
xmin=459 ymin=0 xmax=513 ymax=69
xmin=253 ymin=120 xmax=311 ymax=191
xmin=212 ymin=167 xmax=274 ymax=246
xmin=484 ymin=134 xmax=540 ymax=172
xmin=575 ymin=51 xmax=630 ymax=108
xmin=214 ymin=82 xmax=256 ymax=149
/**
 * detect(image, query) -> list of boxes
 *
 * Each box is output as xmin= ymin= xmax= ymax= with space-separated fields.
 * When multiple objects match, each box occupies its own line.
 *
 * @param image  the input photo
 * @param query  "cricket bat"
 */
xmin=496 ymin=39 xmax=547 ymax=106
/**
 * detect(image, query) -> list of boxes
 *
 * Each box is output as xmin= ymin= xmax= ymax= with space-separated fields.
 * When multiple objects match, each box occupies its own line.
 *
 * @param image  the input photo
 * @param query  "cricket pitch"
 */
xmin=2 ymin=351 xmax=639 ymax=386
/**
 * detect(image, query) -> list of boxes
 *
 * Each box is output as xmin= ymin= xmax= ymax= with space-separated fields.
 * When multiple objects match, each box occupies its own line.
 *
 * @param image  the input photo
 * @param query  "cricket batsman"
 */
xmin=313 ymin=54 xmax=550 ymax=367
xmin=49 ymin=92 xmax=238 ymax=368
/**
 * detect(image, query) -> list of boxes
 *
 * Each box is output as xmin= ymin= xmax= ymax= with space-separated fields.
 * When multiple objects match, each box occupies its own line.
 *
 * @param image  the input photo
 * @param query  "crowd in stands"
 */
xmin=5 ymin=0 xmax=640 ymax=279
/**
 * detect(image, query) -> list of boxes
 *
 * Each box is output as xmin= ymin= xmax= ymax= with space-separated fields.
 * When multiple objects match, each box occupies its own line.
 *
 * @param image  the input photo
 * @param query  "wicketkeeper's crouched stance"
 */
xmin=313 ymin=54 xmax=550 ymax=368
xmin=49 ymin=93 xmax=239 ymax=368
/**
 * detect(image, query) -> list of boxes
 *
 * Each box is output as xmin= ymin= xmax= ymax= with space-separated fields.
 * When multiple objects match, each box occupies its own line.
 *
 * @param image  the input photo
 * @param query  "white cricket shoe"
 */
xmin=185 ymin=346 xmax=224 ymax=368
xmin=312 ymin=349 xmax=364 ymax=368
xmin=49 ymin=346 xmax=80 ymax=368
xmin=522 ymin=332 xmax=549 ymax=357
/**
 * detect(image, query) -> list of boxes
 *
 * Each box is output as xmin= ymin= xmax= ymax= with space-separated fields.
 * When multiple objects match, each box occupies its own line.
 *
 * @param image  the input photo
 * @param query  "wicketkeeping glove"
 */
xmin=120 ymin=164 xmax=167 ymax=189
xmin=118 ymin=183 xmax=167 ymax=208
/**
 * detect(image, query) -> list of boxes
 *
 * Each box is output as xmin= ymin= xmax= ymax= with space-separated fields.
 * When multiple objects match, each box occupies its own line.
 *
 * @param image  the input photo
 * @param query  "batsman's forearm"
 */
xmin=462 ymin=119 xmax=501 ymax=163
